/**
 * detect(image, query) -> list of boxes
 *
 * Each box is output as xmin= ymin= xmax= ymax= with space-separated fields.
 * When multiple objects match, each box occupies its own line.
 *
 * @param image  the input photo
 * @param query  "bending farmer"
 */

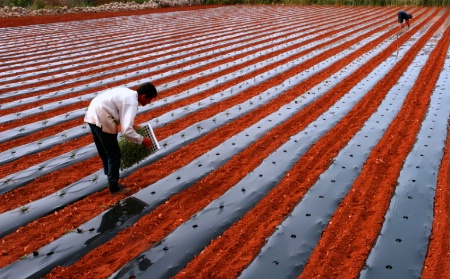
xmin=398 ymin=10 xmax=412 ymax=28
xmin=84 ymin=82 xmax=158 ymax=195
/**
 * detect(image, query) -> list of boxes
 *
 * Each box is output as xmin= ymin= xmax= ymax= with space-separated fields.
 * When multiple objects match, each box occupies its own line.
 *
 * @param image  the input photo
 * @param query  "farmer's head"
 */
xmin=137 ymin=82 xmax=157 ymax=106
xmin=408 ymin=13 xmax=413 ymax=19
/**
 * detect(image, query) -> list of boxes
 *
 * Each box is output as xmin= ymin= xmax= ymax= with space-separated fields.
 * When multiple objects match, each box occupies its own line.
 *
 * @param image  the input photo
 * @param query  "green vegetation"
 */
xmin=0 ymin=0 xmax=92 ymax=9
xmin=0 ymin=0 xmax=448 ymax=9
xmin=119 ymin=127 xmax=154 ymax=170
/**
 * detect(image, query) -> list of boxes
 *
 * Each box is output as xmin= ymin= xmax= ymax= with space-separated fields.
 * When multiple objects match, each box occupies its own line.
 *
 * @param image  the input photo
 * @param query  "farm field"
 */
xmin=0 ymin=4 xmax=449 ymax=279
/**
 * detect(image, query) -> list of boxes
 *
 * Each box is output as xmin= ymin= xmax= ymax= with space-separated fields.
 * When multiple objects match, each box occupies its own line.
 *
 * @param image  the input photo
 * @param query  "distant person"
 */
xmin=398 ymin=10 xmax=412 ymax=28
xmin=84 ymin=82 xmax=157 ymax=195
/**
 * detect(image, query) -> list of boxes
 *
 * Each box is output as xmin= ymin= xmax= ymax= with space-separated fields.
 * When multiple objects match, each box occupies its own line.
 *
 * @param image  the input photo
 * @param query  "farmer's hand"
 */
xmin=142 ymin=137 xmax=153 ymax=148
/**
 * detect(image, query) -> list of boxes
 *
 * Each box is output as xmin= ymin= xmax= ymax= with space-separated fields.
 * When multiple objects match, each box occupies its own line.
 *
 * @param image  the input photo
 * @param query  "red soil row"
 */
xmin=0 ymin=5 xmax=448 ymax=279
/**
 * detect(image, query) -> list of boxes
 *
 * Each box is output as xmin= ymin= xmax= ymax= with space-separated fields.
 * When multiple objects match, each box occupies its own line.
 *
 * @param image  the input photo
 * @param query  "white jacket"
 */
xmin=84 ymin=86 xmax=143 ymax=144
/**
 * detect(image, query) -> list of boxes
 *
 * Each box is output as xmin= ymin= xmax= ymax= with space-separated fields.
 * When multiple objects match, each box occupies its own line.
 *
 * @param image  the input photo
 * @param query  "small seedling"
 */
xmin=119 ymin=127 xmax=157 ymax=170
xmin=91 ymin=174 xmax=98 ymax=182
xmin=2 ymin=178 xmax=12 ymax=184
xmin=19 ymin=254 xmax=29 ymax=260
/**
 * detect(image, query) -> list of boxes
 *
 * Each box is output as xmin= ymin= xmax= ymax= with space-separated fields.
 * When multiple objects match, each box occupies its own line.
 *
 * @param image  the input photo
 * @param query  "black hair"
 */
xmin=137 ymin=82 xmax=157 ymax=99
xmin=409 ymin=13 xmax=413 ymax=19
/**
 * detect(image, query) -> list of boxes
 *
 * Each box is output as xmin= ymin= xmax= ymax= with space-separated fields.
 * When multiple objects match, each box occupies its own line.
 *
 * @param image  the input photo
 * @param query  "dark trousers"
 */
xmin=88 ymin=123 xmax=121 ymax=191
